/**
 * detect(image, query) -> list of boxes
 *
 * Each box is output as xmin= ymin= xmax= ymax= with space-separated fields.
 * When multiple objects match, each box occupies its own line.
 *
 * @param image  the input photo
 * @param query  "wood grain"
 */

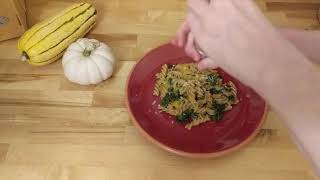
xmin=0 ymin=0 xmax=319 ymax=179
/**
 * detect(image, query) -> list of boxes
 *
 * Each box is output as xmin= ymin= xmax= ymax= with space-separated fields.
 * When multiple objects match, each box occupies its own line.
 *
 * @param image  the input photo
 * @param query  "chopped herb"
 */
xmin=176 ymin=109 xmax=198 ymax=123
xmin=210 ymin=102 xmax=226 ymax=121
xmin=210 ymin=85 xmax=224 ymax=94
xmin=227 ymin=95 xmax=235 ymax=102
xmin=160 ymin=89 xmax=181 ymax=107
xmin=213 ymin=102 xmax=226 ymax=113
xmin=210 ymin=88 xmax=221 ymax=94
xmin=207 ymin=74 xmax=219 ymax=84
xmin=210 ymin=112 xmax=224 ymax=121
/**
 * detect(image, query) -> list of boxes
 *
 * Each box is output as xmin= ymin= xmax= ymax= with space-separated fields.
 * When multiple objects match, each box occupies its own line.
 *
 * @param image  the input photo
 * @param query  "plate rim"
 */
xmin=125 ymin=43 xmax=268 ymax=158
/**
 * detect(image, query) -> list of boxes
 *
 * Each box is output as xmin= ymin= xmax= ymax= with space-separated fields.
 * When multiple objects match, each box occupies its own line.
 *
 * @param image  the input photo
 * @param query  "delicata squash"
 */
xmin=17 ymin=2 xmax=97 ymax=66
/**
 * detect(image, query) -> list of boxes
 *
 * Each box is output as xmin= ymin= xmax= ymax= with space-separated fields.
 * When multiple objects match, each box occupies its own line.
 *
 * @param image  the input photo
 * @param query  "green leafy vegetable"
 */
xmin=210 ymin=85 xmax=224 ymax=94
xmin=176 ymin=109 xmax=198 ymax=123
xmin=207 ymin=74 xmax=219 ymax=84
xmin=213 ymin=102 xmax=226 ymax=112
xmin=210 ymin=87 xmax=221 ymax=94
xmin=160 ymin=88 xmax=181 ymax=107
xmin=210 ymin=112 xmax=224 ymax=121
xmin=227 ymin=95 xmax=236 ymax=102
xmin=210 ymin=102 xmax=226 ymax=121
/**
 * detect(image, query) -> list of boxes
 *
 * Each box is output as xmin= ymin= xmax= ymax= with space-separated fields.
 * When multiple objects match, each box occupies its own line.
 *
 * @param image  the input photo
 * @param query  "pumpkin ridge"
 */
xmin=90 ymin=56 xmax=105 ymax=80
xmin=94 ymin=53 xmax=115 ymax=66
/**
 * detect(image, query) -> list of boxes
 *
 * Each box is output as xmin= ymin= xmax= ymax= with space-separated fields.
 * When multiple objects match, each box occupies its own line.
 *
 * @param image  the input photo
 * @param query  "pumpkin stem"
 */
xmin=83 ymin=49 xmax=92 ymax=57
xmin=21 ymin=51 xmax=29 ymax=62
xmin=82 ymin=38 xmax=100 ymax=57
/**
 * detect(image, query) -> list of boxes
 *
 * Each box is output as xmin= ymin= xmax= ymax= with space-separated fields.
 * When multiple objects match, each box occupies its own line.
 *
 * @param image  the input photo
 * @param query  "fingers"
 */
xmin=171 ymin=20 xmax=202 ymax=62
xmin=173 ymin=0 xmax=210 ymax=50
xmin=187 ymin=0 xmax=209 ymax=17
xmin=175 ymin=21 xmax=190 ymax=47
xmin=185 ymin=33 xmax=201 ymax=61
xmin=197 ymin=58 xmax=218 ymax=70
xmin=186 ymin=12 xmax=202 ymax=38
xmin=171 ymin=21 xmax=189 ymax=47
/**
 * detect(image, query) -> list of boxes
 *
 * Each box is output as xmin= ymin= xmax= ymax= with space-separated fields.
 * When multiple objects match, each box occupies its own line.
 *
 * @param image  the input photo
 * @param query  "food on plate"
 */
xmin=62 ymin=38 xmax=116 ymax=85
xmin=17 ymin=2 xmax=97 ymax=66
xmin=154 ymin=63 xmax=238 ymax=129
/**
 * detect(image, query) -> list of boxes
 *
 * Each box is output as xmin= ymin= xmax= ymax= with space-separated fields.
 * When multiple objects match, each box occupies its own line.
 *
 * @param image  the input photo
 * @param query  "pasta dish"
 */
xmin=153 ymin=63 xmax=238 ymax=129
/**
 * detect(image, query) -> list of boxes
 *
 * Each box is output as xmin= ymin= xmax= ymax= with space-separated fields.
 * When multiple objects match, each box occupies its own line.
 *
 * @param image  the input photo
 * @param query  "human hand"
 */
xmin=180 ymin=0 xmax=298 ymax=85
xmin=175 ymin=2 xmax=320 ymax=176
xmin=171 ymin=21 xmax=218 ymax=70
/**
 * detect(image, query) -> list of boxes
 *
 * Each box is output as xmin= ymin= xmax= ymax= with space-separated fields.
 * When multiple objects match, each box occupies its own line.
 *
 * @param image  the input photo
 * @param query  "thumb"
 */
xmin=196 ymin=58 xmax=218 ymax=70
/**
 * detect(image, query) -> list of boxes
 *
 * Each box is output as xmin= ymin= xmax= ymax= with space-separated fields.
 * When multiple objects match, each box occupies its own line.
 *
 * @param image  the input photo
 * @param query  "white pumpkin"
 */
xmin=62 ymin=38 xmax=116 ymax=85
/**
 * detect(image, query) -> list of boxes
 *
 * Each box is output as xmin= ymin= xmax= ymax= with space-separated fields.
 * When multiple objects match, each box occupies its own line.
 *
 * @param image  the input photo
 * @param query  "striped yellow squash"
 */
xmin=17 ymin=2 xmax=97 ymax=66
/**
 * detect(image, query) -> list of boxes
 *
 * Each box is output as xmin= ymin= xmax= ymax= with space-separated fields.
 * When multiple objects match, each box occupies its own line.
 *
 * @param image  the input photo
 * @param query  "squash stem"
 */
xmin=21 ymin=52 xmax=29 ymax=62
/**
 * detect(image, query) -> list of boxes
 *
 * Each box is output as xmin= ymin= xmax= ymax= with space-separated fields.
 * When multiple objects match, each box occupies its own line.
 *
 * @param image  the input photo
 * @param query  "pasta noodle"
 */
xmin=153 ymin=63 xmax=239 ymax=130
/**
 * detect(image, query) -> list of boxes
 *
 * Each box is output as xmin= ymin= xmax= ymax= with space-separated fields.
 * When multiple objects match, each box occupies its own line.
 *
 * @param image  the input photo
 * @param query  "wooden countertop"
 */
xmin=0 ymin=0 xmax=319 ymax=179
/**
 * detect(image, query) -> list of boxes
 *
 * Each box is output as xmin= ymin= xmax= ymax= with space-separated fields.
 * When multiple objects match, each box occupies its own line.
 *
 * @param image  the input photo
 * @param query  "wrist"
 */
xmin=253 ymin=41 xmax=320 ymax=115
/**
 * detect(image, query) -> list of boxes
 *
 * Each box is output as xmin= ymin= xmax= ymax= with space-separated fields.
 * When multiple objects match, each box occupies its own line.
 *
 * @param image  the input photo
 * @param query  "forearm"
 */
xmin=279 ymin=28 xmax=320 ymax=64
xmin=251 ymin=37 xmax=320 ymax=176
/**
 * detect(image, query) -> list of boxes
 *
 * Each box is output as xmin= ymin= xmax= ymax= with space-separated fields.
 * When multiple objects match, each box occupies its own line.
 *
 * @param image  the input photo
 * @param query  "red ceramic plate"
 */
xmin=126 ymin=43 xmax=267 ymax=157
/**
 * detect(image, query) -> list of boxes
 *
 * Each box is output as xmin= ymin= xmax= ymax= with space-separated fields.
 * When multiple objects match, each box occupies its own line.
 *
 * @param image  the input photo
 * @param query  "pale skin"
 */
xmin=172 ymin=0 xmax=320 ymax=177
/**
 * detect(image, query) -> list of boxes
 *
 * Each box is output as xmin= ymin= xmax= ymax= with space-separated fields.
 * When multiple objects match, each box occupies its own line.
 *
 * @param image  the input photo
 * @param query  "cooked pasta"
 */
xmin=153 ymin=63 xmax=239 ymax=130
